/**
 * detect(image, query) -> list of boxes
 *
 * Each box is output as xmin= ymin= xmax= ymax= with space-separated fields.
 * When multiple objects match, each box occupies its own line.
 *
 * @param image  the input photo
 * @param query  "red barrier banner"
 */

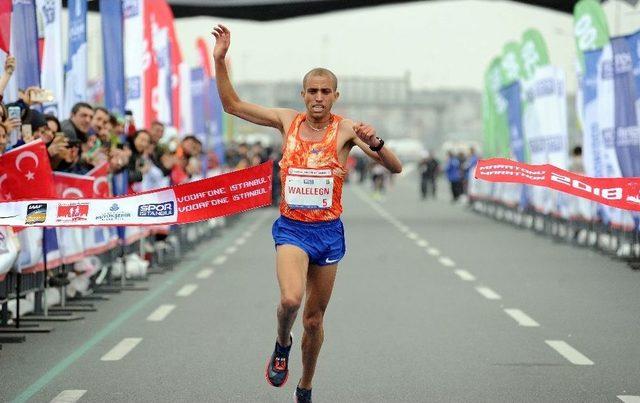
xmin=0 ymin=161 xmax=273 ymax=227
xmin=475 ymin=158 xmax=640 ymax=212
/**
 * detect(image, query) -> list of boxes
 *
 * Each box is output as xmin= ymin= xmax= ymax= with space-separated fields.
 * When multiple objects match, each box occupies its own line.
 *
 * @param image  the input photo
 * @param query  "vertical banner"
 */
xmin=502 ymin=82 xmax=524 ymax=163
xmin=573 ymin=0 xmax=611 ymax=223
xmin=501 ymin=42 xmax=526 ymax=208
xmin=596 ymin=43 xmax=632 ymax=228
xmin=612 ymin=31 xmax=640 ymax=229
xmin=610 ymin=33 xmax=640 ymax=178
xmin=190 ymin=67 xmax=206 ymax=142
xmin=0 ymin=2 xmax=13 ymax=101
xmin=63 ymin=0 xmax=87 ymax=118
xmin=208 ymin=79 xmax=225 ymax=164
xmin=166 ymin=5 xmax=182 ymax=131
xmin=100 ymin=0 xmax=126 ymax=115
xmin=196 ymin=37 xmax=212 ymax=77
xmin=178 ymin=62 xmax=192 ymax=135
xmin=142 ymin=0 xmax=180 ymax=128
xmin=11 ymin=0 xmax=41 ymax=95
xmin=523 ymin=66 xmax=569 ymax=213
xmin=124 ymin=0 xmax=144 ymax=125
xmin=150 ymin=16 xmax=171 ymax=124
xmin=36 ymin=0 xmax=63 ymax=117
xmin=500 ymin=81 xmax=526 ymax=208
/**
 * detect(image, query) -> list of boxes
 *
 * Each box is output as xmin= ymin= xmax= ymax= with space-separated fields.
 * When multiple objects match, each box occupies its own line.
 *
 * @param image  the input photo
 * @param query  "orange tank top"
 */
xmin=279 ymin=113 xmax=346 ymax=222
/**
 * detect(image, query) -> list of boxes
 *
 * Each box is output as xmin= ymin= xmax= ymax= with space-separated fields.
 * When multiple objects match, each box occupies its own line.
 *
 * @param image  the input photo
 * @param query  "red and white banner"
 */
xmin=0 ymin=161 xmax=273 ymax=227
xmin=475 ymin=158 xmax=640 ymax=212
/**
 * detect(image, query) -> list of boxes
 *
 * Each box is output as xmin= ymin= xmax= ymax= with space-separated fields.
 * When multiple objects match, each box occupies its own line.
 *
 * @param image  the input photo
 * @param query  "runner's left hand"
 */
xmin=353 ymin=122 xmax=380 ymax=148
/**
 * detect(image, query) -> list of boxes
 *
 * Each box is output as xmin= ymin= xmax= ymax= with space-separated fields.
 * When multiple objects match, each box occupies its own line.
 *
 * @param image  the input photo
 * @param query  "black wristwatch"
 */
xmin=369 ymin=137 xmax=384 ymax=152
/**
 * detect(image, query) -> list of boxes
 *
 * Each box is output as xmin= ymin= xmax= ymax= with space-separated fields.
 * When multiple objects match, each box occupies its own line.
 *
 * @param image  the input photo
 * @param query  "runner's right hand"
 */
xmin=211 ymin=24 xmax=231 ymax=61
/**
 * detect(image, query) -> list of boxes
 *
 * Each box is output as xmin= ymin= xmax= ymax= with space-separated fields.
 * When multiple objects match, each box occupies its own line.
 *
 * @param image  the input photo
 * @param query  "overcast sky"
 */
xmin=172 ymin=0 xmax=640 ymax=93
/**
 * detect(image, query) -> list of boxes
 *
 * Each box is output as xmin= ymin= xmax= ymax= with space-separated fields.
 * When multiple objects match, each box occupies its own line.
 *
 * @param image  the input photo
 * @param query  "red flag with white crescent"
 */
xmin=87 ymin=161 xmax=111 ymax=197
xmin=53 ymin=172 xmax=94 ymax=199
xmin=0 ymin=140 xmax=55 ymax=200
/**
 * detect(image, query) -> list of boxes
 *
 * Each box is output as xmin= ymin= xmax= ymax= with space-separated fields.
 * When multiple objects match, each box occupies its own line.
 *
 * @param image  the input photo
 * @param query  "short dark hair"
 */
xmin=109 ymin=114 xmax=118 ymax=127
xmin=182 ymin=135 xmax=202 ymax=147
xmin=303 ymin=68 xmax=338 ymax=91
xmin=71 ymin=102 xmax=93 ymax=115
xmin=94 ymin=106 xmax=109 ymax=116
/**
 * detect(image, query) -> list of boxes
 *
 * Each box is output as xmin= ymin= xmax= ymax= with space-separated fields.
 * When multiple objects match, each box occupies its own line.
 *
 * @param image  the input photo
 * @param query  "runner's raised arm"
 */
xmin=211 ymin=24 xmax=296 ymax=133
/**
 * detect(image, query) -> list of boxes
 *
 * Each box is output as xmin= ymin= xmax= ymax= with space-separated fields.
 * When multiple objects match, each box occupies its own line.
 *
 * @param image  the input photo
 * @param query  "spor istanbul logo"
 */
xmin=138 ymin=202 xmax=175 ymax=217
xmin=95 ymin=203 xmax=131 ymax=222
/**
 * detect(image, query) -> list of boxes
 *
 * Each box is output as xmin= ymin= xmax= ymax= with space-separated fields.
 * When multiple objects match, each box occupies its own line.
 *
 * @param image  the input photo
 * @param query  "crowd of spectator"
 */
xmin=0 ymin=56 xmax=209 ymax=192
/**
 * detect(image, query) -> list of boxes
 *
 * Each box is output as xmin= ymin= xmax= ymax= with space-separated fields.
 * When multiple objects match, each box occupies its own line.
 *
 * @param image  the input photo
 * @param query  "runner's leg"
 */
xmin=276 ymin=244 xmax=309 ymax=346
xmin=299 ymin=263 xmax=338 ymax=389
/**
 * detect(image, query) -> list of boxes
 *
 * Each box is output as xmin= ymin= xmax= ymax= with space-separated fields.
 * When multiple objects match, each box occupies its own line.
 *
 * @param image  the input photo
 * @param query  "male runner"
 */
xmin=212 ymin=24 xmax=402 ymax=402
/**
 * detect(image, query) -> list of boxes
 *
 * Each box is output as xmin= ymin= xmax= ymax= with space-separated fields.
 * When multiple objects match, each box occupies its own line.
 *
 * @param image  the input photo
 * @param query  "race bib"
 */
xmin=285 ymin=168 xmax=333 ymax=209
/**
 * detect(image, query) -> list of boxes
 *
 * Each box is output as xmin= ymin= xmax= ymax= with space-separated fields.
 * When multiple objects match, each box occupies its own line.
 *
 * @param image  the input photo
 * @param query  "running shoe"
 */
xmin=294 ymin=383 xmax=312 ymax=403
xmin=265 ymin=334 xmax=292 ymax=387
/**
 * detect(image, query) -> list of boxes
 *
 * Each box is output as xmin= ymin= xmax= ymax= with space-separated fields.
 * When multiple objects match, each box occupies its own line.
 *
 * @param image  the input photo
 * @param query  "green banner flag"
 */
xmin=520 ymin=29 xmax=550 ymax=80
xmin=573 ymin=0 xmax=610 ymax=68
xmin=484 ymin=57 xmax=511 ymax=158
xmin=501 ymin=42 xmax=523 ymax=85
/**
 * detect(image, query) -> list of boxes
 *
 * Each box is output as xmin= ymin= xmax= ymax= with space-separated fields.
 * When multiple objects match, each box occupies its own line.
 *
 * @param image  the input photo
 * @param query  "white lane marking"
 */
xmin=426 ymin=247 xmax=440 ymax=256
xmin=214 ymin=255 xmax=228 ymax=265
xmin=50 ymin=390 xmax=87 ymax=403
xmin=504 ymin=309 xmax=540 ymax=327
xmin=416 ymin=239 xmax=429 ymax=247
xmin=235 ymin=238 xmax=246 ymax=246
xmin=407 ymin=232 xmax=419 ymax=240
xmin=545 ymin=340 xmax=594 ymax=365
xmin=196 ymin=268 xmax=214 ymax=279
xmin=225 ymin=246 xmax=237 ymax=255
xmin=475 ymin=286 xmax=501 ymax=300
xmin=101 ymin=338 xmax=142 ymax=361
xmin=176 ymin=284 xmax=198 ymax=297
xmin=398 ymin=226 xmax=409 ymax=233
xmin=454 ymin=269 xmax=476 ymax=281
xmin=147 ymin=304 xmax=176 ymax=322
xmin=243 ymin=231 xmax=252 ymax=238
xmin=618 ymin=396 xmax=640 ymax=402
xmin=439 ymin=257 xmax=455 ymax=267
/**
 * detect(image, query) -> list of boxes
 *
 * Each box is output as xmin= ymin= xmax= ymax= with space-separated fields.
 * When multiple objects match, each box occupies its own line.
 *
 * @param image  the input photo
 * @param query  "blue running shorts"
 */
xmin=272 ymin=215 xmax=346 ymax=266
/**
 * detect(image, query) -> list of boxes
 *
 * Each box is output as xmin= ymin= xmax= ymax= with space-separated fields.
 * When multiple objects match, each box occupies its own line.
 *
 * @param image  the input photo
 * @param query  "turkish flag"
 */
xmin=0 ymin=1 xmax=11 ymax=54
xmin=52 ymin=172 xmax=94 ymax=199
xmin=87 ymin=161 xmax=111 ymax=197
xmin=0 ymin=140 xmax=55 ymax=200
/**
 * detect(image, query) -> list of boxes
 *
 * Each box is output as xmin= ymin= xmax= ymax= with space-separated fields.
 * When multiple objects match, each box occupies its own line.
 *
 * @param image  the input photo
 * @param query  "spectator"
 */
xmin=0 ymin=55 xmax=15 ymax=101
xmin=419 ymin=151 xmax=439 ymax=200
xmin=91 ymin=106 xmax=110 ymax=136
xmin=462 ymin=147 xmax=478 ymax=194
xmin=0 ymin=123 xmax=8 ymax=155
xmin=61 ymin=102 xmax=94 ymax=144
xmin=55 ymin=138 xmax=90 ymax=174
xmin=149 ymin=121 xmax=165 ymax=145
xmin=126 ymin=129 xmax=152 ymax=187
xmin=569 ymin=145 xmax=584 ymax=174
xmin=445 ymin=150 xmax=463 ymax=202
xmin=44 ymin=114 xmax=61 ymax=133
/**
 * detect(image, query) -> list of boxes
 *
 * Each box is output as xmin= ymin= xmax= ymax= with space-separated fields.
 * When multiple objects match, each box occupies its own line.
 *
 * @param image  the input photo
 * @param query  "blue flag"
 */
xmin=208 ymin=79 xmax=226 ymax=165
xmin=12 ymin=0 xmax=40 ymax=91
xmin=191 ymin=68 xmax=206 ymax=143
xmin=100 ymin=0 xmax=125 ymax=115
xmin=63 ymin=0 xmax=87 ymax=117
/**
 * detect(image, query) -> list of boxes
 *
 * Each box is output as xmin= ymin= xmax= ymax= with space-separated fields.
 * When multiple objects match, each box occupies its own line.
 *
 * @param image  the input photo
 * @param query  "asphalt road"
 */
xmin=2 ymin=171 xmax=640 ymax=403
